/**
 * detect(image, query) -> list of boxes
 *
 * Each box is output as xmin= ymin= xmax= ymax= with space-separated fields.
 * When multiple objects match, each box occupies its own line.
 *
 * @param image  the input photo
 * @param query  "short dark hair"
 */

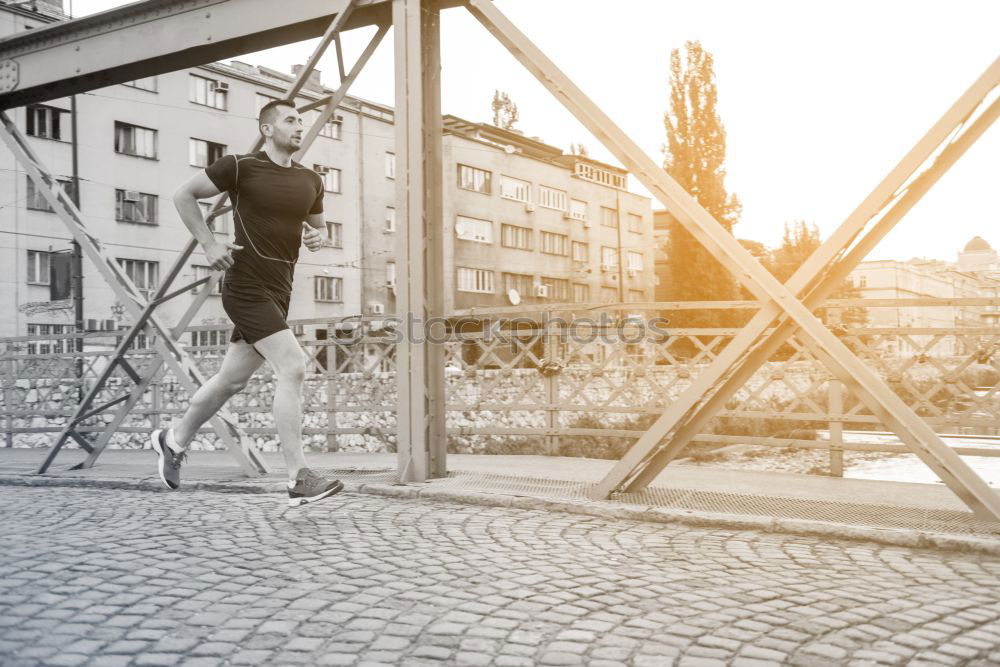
xmin=258 ymin=99 xmax=296 ymax=131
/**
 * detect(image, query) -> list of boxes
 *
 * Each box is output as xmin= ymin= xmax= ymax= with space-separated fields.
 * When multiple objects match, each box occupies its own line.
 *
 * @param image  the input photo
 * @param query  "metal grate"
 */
xmin=318 ymin=467 xmax=1000 ymax=537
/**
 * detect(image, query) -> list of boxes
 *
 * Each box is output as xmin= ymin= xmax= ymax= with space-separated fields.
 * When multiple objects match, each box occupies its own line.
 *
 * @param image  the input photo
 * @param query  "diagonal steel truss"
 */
xmin=2 ymin=1 xmax=393 ymax=474
xmin=465 ymin=0 xmax=1000 ymax=521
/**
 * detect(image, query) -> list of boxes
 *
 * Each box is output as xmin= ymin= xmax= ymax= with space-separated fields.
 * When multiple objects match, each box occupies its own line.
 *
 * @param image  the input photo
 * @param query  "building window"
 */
xmin=386 ymin=261 xmax=396 ymax=287
xmin=190 ymin=329 xmax=227 ymax=348
xmin=458 ymin=164 xmax=491 ymax=194
xmin=26 ymin=250 xmax=50 ymax=285
xmin=455 ymin=215 xmax=493 ymax=243
xmin=541 ymin=277 xmax=570 ymax=301
xmin=457 ymin=267 xmax=494 ymax=293
xmin=326 ymin=221 xmax=343 ymax=248
xmin=600 ymin=206 xmax=618 ymax=228
xmin=191 ymin=265 xmax=223 ymax=295
xmin=115 ymin=190 xmax=158 ymax=225
xmin=627 ymin=212 xmax=643 ymax=233
xmin=601 ymin=246 xmax=619 ymax=271
xmin=26 ymin=176 xmax=72 ymax=212
xmin=384 ymin=206 xmax=396 ymax=232
xmin=601 ymin=286 xmax=618 ymax=303
xmin=538 ymin=186 xmax=567 ymax=211
xmin=385 ymin=152 xmax=395 ymax=179
xmin=199 ymin=201 xmax=231 ymax=234
xmin=117 ymin=258 xmax=159 ymax=299
xmin=122 ymin=77 xmax=157 ymax=92
xmin=572 ymin=241 xmax=589 ymax=262
xmin=314 ymin=165 xmax=341 ymax=193
xmin=318 ymin=116 xmax=341 ymax=139
xmin=628 ymin=289 xmax=645 ymax=302
xmin=501 ymin=224 xmax=532 ymax=250
xmin=315 ymin=276 xmax=343 ymax=302
xmin=572 ymin=283 xmax=590 ymax=303
xmin=502 ymin=272 xmax=533 ymax=296
xmin=114 ymin=122 xmax=157 ymax=159
xmin=189 ymin=74 xmax=228 ymax=110
xmin=569 ymin=199 xmax=587 ymax=221
xmin=27 ymin=323 xmax=70 ymax=355
xmin=500 ymin=175 xmax=531 ymax=203
xmin=627 ymin=251 xmax=644 ymax=272
xmin=256 ymin=93 xmax=279 ymax=113
xmin=857 ymin=275 xmax=868 ymax=288
xmin=189 ymin=138 xmax=227 ymax=167
xmin=26 ymin=105 xmax=68 ymax=141
xmin=540 ymin=231 xmax=569 ymax=256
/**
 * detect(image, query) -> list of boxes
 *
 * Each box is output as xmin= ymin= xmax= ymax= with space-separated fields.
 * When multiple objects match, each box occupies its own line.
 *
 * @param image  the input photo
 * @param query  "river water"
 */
xmin=839 ymin=432 xmax=1000 ymax=486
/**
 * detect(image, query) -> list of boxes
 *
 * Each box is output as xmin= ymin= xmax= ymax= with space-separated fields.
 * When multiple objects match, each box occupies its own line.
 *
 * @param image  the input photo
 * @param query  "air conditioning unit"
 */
xmin=214 ymin=81 xmax=229 ymax=91
xmin=386 ymin=279 xmax=396 ymax=289
xmin=627 ymin=269 xmax=637 ymax=277
xmin=291 ymin=324 xmax=304 ymax=335
xmin=562 ymin=211 xmax=572 ymax=220
xmin=102 ymin=319 xmax=117 ymax=331
xmin=524 ymin=203 xmax=535 ymax=213
xmin=533 ymin=284 xmax=549 ymax=298
xmin=582 ymin=219 xmax=592 ymax=228
xmin=601 ymin=263 xmax=615 ymax=273
xmin=368 ymin=302 xmax=385 ymax=315
xmin=85 ymin=318 xmax=99 ymax=331
xmin=334 ymin=114 xmax=344 ymax=122
xmin=123 ymin=190 xmax=141 ymax=202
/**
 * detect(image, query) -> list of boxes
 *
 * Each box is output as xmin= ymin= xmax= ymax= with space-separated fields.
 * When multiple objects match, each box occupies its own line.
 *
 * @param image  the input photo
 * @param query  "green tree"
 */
xmin=768 ymin=220 xmax=820 ymax=283
xmin=662 ymin=41 xmax=742 ymax=327
xmin=491 ymin=90 xmax=519 ymax=130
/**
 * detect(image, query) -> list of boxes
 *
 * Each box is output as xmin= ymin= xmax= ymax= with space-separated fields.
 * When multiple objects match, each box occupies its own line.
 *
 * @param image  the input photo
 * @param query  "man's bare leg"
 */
xmin=172 ymin=339 xmax=265 ymax=449
xmin=252 ymin=328 xmax=309 ymax=482
xmin=151 ymin=339 xmax=263 ymax=489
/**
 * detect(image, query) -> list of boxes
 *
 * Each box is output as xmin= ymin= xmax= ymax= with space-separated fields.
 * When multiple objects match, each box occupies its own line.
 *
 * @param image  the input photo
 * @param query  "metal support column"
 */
xmin=393 ymin=0 xmax=447 ymax=482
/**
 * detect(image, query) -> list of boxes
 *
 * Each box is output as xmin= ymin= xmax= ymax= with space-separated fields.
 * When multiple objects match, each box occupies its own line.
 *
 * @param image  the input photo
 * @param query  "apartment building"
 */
xmin=438 ymin=117 xmax=654 ymax=314
xmin=848 ymin=238 xmax=1000 ymax=356
xmin=0 ymin=4 xmax=368 ymax=344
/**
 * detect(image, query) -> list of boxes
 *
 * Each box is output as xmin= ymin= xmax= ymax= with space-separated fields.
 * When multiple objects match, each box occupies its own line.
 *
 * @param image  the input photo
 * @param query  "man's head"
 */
xmin=258 ymin=99 xmax=303 ymax=151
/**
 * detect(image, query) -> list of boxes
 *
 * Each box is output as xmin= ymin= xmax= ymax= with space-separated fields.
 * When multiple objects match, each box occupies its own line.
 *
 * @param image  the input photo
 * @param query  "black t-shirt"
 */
xmin=205 ymin=151 xmax=325 ymax=295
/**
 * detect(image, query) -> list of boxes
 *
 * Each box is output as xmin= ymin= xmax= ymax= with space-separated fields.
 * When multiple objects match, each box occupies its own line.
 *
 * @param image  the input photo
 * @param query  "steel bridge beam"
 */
xmin=0 ymin=0 xmax=459 ymax=109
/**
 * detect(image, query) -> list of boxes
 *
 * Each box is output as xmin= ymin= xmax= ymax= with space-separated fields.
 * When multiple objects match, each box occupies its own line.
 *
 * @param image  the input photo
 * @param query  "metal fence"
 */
xmin=4 ymin=302 xmax=1000 ymax=474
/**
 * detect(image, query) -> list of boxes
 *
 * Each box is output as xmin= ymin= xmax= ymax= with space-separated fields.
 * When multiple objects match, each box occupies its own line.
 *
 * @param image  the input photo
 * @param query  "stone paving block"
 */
xmin=134 ymin=653 xmax=185 ymax=666
xmin=495 ymin=657 xmax=535 ymax=667
xmin=42 ymin=654 xmax=89 ymax=667
xmin=411 ymin=645 xmax=452 ymax=660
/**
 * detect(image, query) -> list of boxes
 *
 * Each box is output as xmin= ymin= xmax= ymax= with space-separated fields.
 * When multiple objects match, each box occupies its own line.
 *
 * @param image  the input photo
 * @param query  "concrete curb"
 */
xmin=2 ymin=473 xmax=999 ymax=556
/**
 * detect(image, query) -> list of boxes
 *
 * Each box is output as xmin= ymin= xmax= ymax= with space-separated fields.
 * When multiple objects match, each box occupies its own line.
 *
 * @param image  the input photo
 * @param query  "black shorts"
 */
xmin=221 ymin=281 xmax=291 ymax=345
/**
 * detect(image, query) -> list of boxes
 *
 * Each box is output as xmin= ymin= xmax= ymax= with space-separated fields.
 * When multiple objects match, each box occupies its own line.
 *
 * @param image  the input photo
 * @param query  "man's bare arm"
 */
xmin=174 ymin=171 xmax=242 ymax=270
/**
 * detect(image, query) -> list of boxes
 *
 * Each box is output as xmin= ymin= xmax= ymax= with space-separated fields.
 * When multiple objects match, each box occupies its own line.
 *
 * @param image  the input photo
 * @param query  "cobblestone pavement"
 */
xmin=2 ymin=487 xmax=1000 ymax=666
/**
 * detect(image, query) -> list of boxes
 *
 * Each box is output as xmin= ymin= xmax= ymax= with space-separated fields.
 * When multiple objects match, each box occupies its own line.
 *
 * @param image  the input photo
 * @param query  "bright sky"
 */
xmin=74 ymin=0 xmax=999 ymax=262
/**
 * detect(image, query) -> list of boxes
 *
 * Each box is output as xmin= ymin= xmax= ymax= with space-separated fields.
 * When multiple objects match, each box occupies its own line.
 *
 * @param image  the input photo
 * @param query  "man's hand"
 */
xmin=303 ymin=223 xmax=324 ymax=252
xmin=205 ymin=241 xmax=242 ymax=270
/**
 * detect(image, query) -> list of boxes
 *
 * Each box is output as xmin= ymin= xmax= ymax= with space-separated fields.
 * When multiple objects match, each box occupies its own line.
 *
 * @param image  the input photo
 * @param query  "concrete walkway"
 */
xmin=2 ymin=447 xmax=999 ymax=554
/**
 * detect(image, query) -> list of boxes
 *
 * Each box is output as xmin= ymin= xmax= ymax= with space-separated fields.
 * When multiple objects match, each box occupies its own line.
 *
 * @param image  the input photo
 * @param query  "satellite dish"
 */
xmin=504 ymin=144 xmax=516 ymax=154
xmin=455 ymin=221 xmax=467 ymax=236
xmin=507 ymin=289 xmax=521 ymax=305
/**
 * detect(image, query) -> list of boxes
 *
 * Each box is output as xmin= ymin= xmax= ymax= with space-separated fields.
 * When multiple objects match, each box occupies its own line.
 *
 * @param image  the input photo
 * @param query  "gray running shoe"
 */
xmin=150 ymin=428 xmax=186 ymax=490
xmin=288 ymin=468 xmax=344 ymax=507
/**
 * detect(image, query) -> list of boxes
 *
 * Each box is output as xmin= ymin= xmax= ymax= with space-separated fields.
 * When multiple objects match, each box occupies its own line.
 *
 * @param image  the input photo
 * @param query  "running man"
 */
xmin=151 ymin=99 xmax=343 ymax=507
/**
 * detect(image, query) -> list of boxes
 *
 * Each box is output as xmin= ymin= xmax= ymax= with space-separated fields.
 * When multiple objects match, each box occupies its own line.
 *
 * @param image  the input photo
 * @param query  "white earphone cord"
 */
xmin=230 ymin=154 xmax=297 ymax=265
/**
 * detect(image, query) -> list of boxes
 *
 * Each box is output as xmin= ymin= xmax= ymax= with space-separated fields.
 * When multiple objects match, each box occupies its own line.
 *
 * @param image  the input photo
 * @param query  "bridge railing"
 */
xmin=3 ymin=299 xmax=1000 ymax=475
